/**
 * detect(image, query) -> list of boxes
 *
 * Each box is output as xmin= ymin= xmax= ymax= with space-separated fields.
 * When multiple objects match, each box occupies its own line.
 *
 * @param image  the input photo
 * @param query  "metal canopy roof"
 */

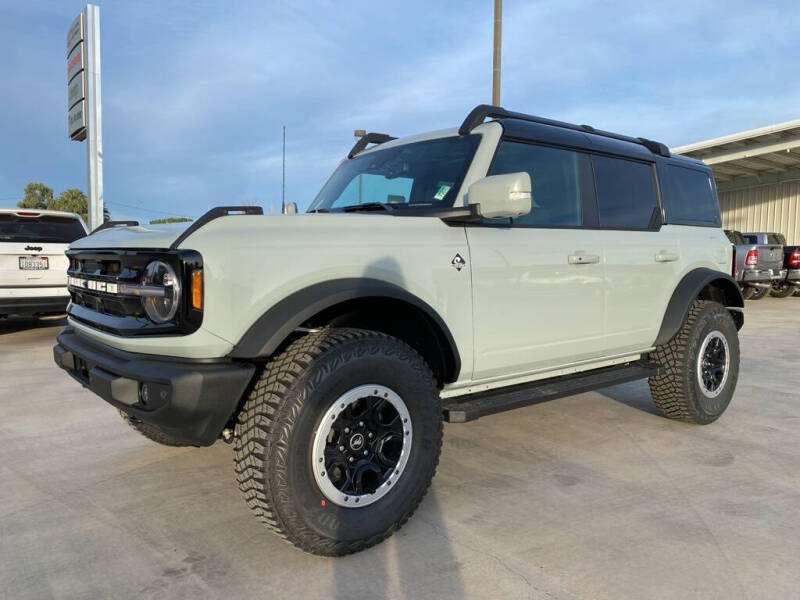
xmin=672 ymin=118 xmax=800 ymax=182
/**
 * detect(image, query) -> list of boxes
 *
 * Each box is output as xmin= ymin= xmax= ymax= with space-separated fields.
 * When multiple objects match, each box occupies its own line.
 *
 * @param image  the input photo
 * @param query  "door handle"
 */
xmin=568 ymin=254 xmax=600 ymax=265
xmin=654 ymin=252 xmax=679 ymax=263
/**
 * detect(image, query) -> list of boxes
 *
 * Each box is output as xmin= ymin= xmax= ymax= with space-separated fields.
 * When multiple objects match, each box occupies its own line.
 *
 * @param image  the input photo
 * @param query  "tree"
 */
xmin=47 ymin=188 xmax=111 ymax=225
xmin=17 ymin=182 xmax=53 ymax=209
xmin=149 ymin=217 xmax=193 ymax=224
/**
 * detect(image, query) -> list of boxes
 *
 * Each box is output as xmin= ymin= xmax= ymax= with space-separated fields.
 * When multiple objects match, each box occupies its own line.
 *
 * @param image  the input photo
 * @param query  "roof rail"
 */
xmin=348 ymin=132 xmax=397 ymax=159
xmin=169 ymin=206 xmax=263 ymax=250
xmin=459 ymin=104 xmax=670 ymax=158
xmin=91 ymin=220 xmax=139 ymax=234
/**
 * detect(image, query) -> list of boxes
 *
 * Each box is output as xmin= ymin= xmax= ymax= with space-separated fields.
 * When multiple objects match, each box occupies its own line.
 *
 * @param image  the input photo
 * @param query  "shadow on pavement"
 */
xmin=0 ymin=315 xmax=67 ymax=336
xmin=595 ymin=379 xmax=661 ymax=416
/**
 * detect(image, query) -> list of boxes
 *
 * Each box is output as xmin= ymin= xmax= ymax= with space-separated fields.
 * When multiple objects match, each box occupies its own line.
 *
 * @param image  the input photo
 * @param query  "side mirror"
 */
xmin=467 ymin=172 xmax=532 ymax=219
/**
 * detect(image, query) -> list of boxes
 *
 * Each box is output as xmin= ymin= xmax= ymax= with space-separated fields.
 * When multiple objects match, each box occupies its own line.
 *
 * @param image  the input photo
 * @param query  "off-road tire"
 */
xmin=233 ymin=328 xmax=442 ymax=556
xmin=769 ymin=282 xmax=796 ymax=298
xmin=119 ymin=410 xmax=191 ymax=446
xmin=648 ymin=300 xmax=739 ymax=424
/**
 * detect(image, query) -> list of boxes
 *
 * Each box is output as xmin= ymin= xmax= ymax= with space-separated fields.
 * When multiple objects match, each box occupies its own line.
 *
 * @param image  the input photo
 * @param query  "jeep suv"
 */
xmin=0 ymin=208 xmax=87 ymax=318
xmin=53 ymin=105 xmax=743 ymax=556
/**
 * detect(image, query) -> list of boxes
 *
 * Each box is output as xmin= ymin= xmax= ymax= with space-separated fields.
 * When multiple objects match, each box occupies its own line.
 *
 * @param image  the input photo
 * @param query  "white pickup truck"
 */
xmin=0 ymin=209 xmax=87 ymax=318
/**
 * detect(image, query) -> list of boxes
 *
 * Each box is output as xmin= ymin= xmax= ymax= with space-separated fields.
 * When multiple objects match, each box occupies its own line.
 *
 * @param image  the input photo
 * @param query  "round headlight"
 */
xmin=142 ymin=260 xmax=180 ymax=323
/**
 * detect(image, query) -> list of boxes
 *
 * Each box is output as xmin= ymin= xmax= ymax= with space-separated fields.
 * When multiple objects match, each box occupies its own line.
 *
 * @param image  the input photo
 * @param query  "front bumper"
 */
xmin=53 ymin=327 xmax=255 ymax=446
xmin=0 ymin=295 xmax=69 ymax=316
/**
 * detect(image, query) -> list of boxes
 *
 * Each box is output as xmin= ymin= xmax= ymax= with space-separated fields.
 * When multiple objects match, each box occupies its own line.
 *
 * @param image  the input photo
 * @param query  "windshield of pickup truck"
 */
xmin=308 ymin=135 xmax=480 ymax=212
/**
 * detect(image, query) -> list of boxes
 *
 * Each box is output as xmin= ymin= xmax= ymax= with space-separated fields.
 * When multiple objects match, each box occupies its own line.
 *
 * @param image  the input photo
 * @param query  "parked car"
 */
xmin=738 ymin=232 xmax=787 ymax=299
xmin=0 ymin=209 xmax=88 ymax=318
xmin=52 ymin=105 xmax=743 ymax=556
xmin=724 ymin=229 xmax=772 ymax=299
xmin=769 ymin=233 xmax=800 ymax=298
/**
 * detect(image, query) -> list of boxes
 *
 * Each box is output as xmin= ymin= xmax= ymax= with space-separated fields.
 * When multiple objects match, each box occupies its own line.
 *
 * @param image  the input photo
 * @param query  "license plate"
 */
xmin=19 ymin=256 xmax=49 ymax=270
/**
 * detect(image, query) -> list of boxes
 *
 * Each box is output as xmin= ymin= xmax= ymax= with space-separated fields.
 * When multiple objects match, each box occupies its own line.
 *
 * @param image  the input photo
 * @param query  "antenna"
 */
xmin=281 ymin=125 xmax=286 ymax=214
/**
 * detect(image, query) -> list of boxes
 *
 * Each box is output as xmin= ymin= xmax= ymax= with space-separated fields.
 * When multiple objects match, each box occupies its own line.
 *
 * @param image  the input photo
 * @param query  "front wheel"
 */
xmin=748 ymin=286 xmax=767 ymax=300
xmin=233 ymin=328 xmax=442 ymax=556
xmin=648 ymin=300 xmax=740 ymax=424
xmin=769 ymin=281 xmax=796 ymax=298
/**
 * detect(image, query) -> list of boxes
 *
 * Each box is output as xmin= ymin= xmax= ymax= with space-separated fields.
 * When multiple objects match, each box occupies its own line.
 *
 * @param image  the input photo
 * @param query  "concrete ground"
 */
xmin=1 ymin=297 xmax=799 ymax=600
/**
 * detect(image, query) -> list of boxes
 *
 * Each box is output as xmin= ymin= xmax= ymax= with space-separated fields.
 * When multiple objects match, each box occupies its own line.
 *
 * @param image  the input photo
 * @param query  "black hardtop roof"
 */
xmin=347 ymin=104 xmax=709 ymax=173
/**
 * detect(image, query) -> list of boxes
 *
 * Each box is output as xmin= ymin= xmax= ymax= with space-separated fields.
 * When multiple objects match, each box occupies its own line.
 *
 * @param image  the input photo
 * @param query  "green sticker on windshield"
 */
xmin=434 ymin=184 xmax=451 ymax=200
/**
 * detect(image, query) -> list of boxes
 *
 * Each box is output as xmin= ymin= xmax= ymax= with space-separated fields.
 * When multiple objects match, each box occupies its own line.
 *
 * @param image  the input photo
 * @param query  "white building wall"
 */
xmin=719 ymin=180 xmax=800 ymax=244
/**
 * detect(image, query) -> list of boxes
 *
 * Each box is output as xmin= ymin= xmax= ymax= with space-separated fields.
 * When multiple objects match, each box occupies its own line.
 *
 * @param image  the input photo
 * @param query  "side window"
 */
xmin=332 ymin=174 xmax=414 ymax=208
xmin=488 ymin=141 xmax=583 ymax=226
xmin=743 ymin=234 xmax=757 ymax=244
xmin=661 ymin=165 xmax=720 ymax=225
xmin=592 ymin=155 xmax=658 ymax=229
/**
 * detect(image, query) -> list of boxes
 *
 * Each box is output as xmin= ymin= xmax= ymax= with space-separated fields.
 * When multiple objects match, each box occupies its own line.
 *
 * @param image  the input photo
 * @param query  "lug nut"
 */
xmin=358 ymin=421 xmax=364 ymax=427
xmin=348 ymin=457 xmax=354 ymax=463
xmin=339 ymin=445 xmax=345 ymax=451
xmin=363 ymin=450 xmax=368 ymax=456
xmin=344 ymin=427 xmax=350 ymax=434
xmin=368 ymin=432 xmax=374 ymax=439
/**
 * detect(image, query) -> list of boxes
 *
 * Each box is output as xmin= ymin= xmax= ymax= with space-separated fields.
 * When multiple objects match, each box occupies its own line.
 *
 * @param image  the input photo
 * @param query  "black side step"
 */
xmin=443 ymin=360 xmax=663 ymax=423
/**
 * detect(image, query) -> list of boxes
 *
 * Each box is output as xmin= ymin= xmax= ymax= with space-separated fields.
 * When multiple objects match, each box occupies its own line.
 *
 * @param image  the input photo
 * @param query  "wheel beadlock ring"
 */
xmin=312 ymin=384 xmax=412 ymax=508
xmin=697 ymin=330 xmax=730 ymax=398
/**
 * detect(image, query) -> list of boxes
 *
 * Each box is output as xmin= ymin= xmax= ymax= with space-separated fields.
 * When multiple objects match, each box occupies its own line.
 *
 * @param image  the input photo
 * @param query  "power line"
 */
xmin=105 ymin=200 xmax=191 ymax=217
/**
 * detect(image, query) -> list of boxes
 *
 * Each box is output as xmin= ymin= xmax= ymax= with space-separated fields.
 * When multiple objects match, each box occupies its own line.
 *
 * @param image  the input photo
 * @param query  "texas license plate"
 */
xmin=19 ymin=256 xmax=49 ymax=270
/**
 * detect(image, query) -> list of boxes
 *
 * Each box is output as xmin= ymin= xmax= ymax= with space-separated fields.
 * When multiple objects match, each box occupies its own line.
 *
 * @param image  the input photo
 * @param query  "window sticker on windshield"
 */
xmin=434 ymin=184 xmax=452 ymax=200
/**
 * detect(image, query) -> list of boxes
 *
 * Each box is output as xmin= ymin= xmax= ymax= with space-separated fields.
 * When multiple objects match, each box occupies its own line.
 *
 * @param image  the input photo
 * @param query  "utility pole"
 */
xmin=492 ymin=0 xmax=502 ymax=106
xmin=281 ymin=125 xmax=286 ymax=214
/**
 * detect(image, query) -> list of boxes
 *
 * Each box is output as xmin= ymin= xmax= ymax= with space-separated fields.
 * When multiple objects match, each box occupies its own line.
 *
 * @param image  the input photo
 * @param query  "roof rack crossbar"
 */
xmin=169 ymin=205 xmax=263 ymax=250
xmin=348 ymin=132 xmax=397 ymax=159
xmin=459 ymin=104 xmax=670 ymax=157
xmin=91 ymin=220 xmax=140 ymax=234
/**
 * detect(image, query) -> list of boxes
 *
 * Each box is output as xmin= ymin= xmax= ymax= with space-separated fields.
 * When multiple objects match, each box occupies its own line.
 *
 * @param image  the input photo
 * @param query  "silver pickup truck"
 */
xmin=725 ymin=230 xmax=784 ymax=300
xmin=743 ymin=232 xmax=797 ymax=298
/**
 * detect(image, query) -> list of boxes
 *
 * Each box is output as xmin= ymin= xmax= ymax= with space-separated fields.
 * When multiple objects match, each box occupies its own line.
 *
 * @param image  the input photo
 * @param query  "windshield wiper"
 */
xmin=341 ymin=202 xmax=395 ymax=213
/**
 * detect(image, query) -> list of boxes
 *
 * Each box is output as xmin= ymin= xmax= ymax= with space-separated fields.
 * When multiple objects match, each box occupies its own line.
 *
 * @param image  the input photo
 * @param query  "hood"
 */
xmin=68 ymin=222 xmax=191 ymax=250
xmin=67 ymin=212 xmax=454 ymax=253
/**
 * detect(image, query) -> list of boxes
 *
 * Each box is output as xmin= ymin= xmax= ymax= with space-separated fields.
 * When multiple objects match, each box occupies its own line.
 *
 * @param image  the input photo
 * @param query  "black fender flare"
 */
xmin=228 ymin=278 xmax=461 ymax=379
xmin=654 ymin=268 xmax=744 ymax=347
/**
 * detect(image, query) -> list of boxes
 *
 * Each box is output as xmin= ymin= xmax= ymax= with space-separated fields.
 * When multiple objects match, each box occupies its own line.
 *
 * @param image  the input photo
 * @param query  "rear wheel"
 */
xmin=119 ymin=410 xmax=191 ymax=446
xmin=233 ymin=328 xmax=442 ymax=556
xmin=769 ymin=281 xmax=796 ymax=298
xmin=648 ymin=300 xmax=739 ymax=424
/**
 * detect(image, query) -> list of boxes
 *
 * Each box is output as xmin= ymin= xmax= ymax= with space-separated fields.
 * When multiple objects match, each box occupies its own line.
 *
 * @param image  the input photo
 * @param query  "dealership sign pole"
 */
xmin=67 ymin=5 xmax=104 ymax=231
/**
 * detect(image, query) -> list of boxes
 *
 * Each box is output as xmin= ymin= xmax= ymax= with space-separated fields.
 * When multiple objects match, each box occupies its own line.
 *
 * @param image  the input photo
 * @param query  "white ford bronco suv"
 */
xmin=54 ymin=105 xmax=744 ymax=555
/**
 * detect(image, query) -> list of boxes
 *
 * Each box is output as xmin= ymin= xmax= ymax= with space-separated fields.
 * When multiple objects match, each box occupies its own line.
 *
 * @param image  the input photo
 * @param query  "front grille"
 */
xmin=65 ymin=249 xmax=203 ymax=336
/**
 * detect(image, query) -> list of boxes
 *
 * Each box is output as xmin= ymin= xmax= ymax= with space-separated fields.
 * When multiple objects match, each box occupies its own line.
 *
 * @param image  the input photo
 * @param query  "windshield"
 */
xmin=0 ymin=214 xmax=86 ymax=243
xmin=309 ymin=135 xmax=480 ymax=212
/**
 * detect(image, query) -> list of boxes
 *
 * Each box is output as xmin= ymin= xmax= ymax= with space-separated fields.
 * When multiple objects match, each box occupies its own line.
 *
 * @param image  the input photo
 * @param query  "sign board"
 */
xmin=67 ymin=12 xmax=84 ymax=54
xmin=68 ymin=100 xmax=86 ymax=140
xmin=67 ymin=43 xmax=84 ymax=85
xmin=68 ymin=74 xmax=85 ymax=110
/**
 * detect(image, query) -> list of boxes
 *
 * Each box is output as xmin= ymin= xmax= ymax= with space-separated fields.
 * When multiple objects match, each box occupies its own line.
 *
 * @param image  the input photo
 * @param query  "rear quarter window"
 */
xmin=661 ymin=165 xmax=720 ymax=226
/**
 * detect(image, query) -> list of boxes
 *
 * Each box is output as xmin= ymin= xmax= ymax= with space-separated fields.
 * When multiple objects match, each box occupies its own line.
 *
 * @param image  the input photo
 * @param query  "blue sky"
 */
xmin=2 ymin=0 xmax=799 ymax=221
